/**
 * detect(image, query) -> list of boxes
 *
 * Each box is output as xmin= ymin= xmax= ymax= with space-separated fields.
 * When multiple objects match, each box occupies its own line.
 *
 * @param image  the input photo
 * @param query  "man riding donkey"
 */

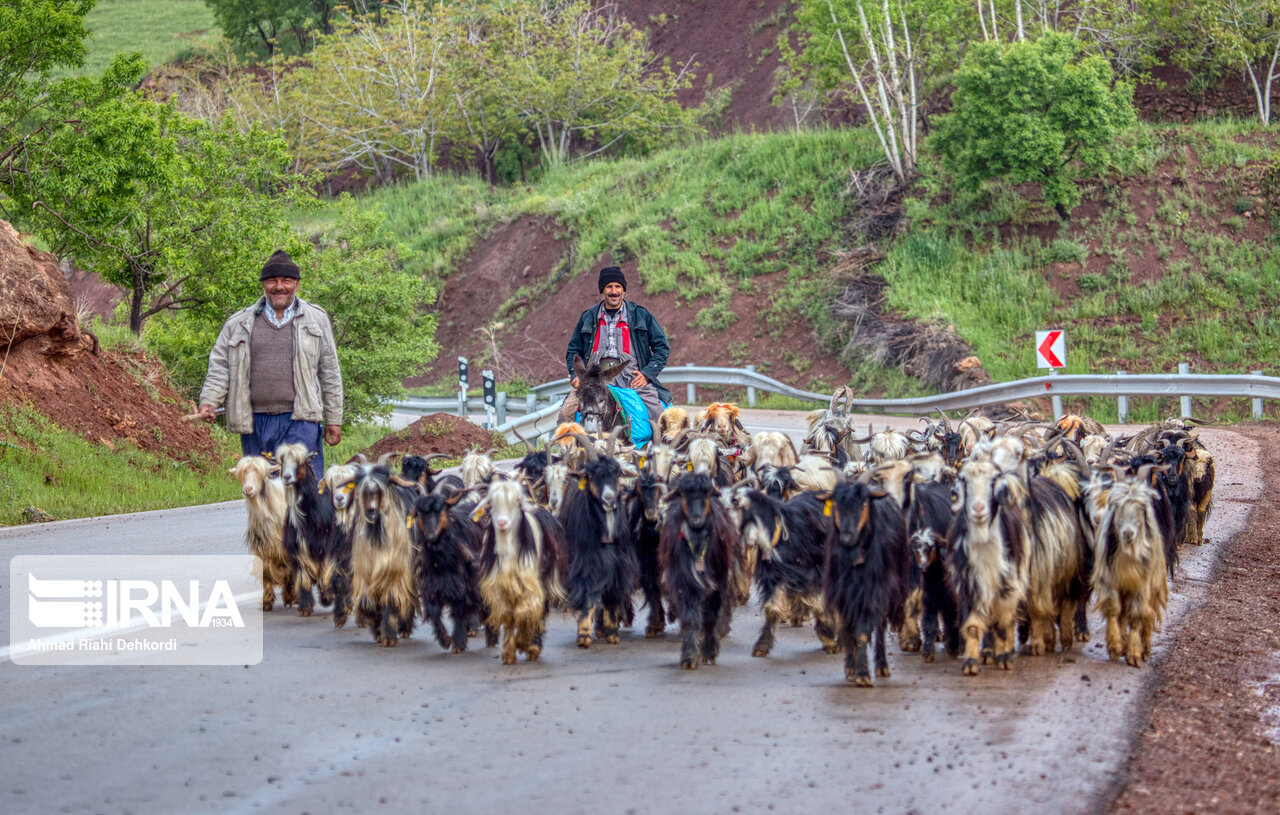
xmin=559 ymin=265 xmax=671 ymax=440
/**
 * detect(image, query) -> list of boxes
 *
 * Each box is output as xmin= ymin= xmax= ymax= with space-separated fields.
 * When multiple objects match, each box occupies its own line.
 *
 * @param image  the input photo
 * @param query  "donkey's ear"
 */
xmin=572 ymin=354 xmax=588 ymax=379
xmin=600 ymin=359 xmax=628 ymax=382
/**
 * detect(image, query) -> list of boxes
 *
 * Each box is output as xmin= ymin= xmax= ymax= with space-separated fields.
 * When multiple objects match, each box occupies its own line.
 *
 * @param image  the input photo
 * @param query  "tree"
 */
xmin=4 ymin=89 xmax=309 ymax=333
xmin=203 ymin=0 xmax=339 ymax=57
xmin=1168 ymin=0 xmax=1280 ymax=126
xmin=930 ymin=32 xmax=1136 ymax=219
xmin=279 ymin=0 xmax=467 ymax=181
xmin=483 ymin=0 xmax=698 ymax=166
xmin=787 ymin=0 xmax=975 ymax=184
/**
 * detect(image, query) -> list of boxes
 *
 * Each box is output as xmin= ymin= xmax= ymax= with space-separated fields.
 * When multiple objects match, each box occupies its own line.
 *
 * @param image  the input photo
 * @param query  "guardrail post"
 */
xmin=1116 ymin=371 xmax=1129 ymax=424
xmin=457 ymin=390 xmax=466 ymax=419
xmin=496 ymin=391 xmax=507 ymax=425
xmin=526 ymin=393 xmax=537 ymax=415
xmin=746 ymin=364 xmax=756 ymax=407
xmin=686 ymin=363 xmax=696 ymax=405
xmin=1049 ymin=369 xmax=1063 ymax=421
xmin=1253 ymin=370 xmax=1264 ymax=420
xmin=1179 ymin=362 xmax=1192 ymax=418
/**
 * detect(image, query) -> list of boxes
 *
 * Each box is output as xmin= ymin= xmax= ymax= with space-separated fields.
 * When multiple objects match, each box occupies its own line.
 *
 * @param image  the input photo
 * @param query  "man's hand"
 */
xmin=630 ymin=372 xmax=648 ymax=388
xmin=325 ymin=424 xmax=342 ymax=446
xmin=571 ymin=377 xmax=580 ymax=389
xmin=197 ymin=404 xmax=218 ymax=423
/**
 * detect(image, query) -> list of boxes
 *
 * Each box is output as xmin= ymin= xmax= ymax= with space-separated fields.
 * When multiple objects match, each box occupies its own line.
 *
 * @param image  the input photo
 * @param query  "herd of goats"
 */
xmin=229 ymin=381 xmax=1215 ymax=684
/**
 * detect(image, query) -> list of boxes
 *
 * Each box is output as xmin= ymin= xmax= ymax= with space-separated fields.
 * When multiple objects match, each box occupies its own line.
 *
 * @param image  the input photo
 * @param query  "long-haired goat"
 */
xmin=473 ymin=476 xmax=567 ymax=664
xmin=230 ymin=455 xmax=293 ymax=611
xmin=559 ymin=430 xmax=640 ymax=647
xmin=350 ymin=456 xmax=420 ymax=646
xmin=658 ymin=406 xmax=691 ymax=444
xmin=659 ymin=474 xmax=740 ymax=669
xmin=1093 ymin=465 xmax=1169 ymax=668
xmin=1016 ymin=465 xmax=1091 ymax=655
xmin=409 ymin=490 xmax=485 ymax=653
xmin=318 ymin=460 xmax=360 ymax=627
xmin=628 ymin=457 xmax=669 ymax=637
xmin=946 ymin=459 xmax=1029 ymax=675
xmin=275 ymin=443 xmax=338 ymax=618
xmin=733 ymin=488 xmax=838 ymax=656
xmin=823 ymin=480 xmax=911 ymax=686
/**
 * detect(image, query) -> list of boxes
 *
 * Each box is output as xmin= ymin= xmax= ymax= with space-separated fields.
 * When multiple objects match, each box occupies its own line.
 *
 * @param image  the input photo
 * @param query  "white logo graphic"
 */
xmin=9 ymin=555 xmax=263 ymax=666
xmin=28 ymin=574 xmax=106 ymax=628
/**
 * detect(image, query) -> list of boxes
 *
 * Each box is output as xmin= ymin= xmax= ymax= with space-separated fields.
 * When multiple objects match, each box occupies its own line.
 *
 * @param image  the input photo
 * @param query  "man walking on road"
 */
xmin=198 ymin=249 xmax=343 ymax=472
xmin=560 ymin=265 xmax=671 ymax=425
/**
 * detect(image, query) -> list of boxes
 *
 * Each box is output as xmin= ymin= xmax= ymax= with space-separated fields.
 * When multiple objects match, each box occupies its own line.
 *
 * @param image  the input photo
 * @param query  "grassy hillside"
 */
xmin=58 ymin=0 xmax=220 ymax=77
xmin=313 ymin=117 xmax=1277 ymax=420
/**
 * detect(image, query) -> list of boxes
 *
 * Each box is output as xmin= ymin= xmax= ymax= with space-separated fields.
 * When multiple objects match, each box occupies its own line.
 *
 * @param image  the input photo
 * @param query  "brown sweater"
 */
xmin=249 ymin=310 xmax=295 ymax=414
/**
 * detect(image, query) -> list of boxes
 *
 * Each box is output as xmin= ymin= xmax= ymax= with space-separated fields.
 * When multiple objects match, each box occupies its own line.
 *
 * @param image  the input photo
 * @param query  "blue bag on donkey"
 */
xmin=606 ymin=386 xmax=667 ymax=449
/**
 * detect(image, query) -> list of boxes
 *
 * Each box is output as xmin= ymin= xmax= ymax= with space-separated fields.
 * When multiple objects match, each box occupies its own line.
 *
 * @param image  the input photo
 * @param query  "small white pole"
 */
xmin=1179 ymin=362 xmax=1192 ymax=418
xmin=1116 ymin=371 xmax=1129 ymax=424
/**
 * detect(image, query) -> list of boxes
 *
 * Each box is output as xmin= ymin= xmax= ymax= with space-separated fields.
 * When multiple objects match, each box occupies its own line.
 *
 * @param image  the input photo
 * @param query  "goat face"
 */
xmin=322 ymin=463 xmax=359 ymax=511
xmin=1106 ymin=478 xmax=1160 ymax=560
xmin=669 ymin=475 xmax=717 ymax=557
xmin=954 ymin=460 xmax=1001 ymax=526
xmin=582 ymin=456 xmax=624 ymax=542
xmin=409 ymin=492 xmax=456 ymax=545
xmin=830 ymin=482 xmax=886 ymax=550
xmin=274 ymin=443 xmax=315 ymax=487
xmin=231 ymin=455 xmax=278 ymax=499
xmin=544 ymin=463 xmax=570 ymax=516
xmin=633 ymin=471 xmax=664 ymax=524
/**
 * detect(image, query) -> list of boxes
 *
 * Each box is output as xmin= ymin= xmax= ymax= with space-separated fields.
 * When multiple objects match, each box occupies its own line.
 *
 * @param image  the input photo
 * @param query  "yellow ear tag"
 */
xmin=823 ymin=500 xmax=833 ymax=517
xmin=687 ymin=462 xmax=694 ymax=472
xmin=405 ymin=517 xmax=413 ymax=529
xmin=578 ymin=478 xmax=587 ymax=490
xmin=639 ymin=457 xmax=647 ymax=468
xmin=471 ymin=508 xmax=484 ymax=522
xmin=317 ymin=481 xmax=327 ymax=494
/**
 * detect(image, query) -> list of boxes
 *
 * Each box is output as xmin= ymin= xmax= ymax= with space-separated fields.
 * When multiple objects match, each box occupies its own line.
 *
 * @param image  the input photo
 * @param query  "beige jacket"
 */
xmin=199 ymin=297 xmax=344 ymax=434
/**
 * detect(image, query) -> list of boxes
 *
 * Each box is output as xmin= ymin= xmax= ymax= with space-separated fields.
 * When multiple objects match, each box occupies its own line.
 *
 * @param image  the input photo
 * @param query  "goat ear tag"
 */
xmin=578 ymin=478 xmax=587 ymax=490
xmin=405 ymin=517 xmax=413 ymax=529
xmin=471 ymin=509 xmax=484 ymax=522
xmin=687 ymin=463 xmax=694 ymax=472
xmin=823 ymin=500 xmax=833 ymax=517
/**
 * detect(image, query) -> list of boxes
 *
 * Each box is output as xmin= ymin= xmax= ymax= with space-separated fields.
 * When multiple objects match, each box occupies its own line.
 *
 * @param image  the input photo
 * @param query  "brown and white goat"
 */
xmin=1092 ymin=466 xmax=1169 ymax=668
xmin=350 ymin=458 xmax=420 ymax=646
xmin=473 ymin=477 xmax=567 ymax=664
xmin=230 ymin=455 xmax=293 ymax=611
xmin=275 ymin=443 xmax=333 ymax=617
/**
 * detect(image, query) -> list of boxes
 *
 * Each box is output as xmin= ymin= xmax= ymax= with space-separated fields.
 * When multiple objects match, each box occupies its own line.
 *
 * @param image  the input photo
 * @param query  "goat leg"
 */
xmin=752 ymin=594 xmax=782 ymax=657
xmin=701 ymin=592 xmax=723 ymax=665
xmin=961 ymin=616 xmax=984 ymax=676
xmin=378 ymin=605 xmax=398 ymax=647
xmin=874 ymin=620 xmax=891 ymax=678
xmin=850 ymin=631 xmax=873 ymax=687
xmin=899 ymin=588 xmax=923 ymax=652
xmin=680 ymin=623 xmax=700 ymax=670
xmin=1074 ymin=602 xmax=1091 ymax=643
xmin=815 ymin=612 xmax=840 ymax=655
xmin=424 ymin=601 xmax=451 ymax=650
xmin=448 ymin=606 xmax=469 ymax=654
xmin=576 ymin=605 xmax=596 ymax=648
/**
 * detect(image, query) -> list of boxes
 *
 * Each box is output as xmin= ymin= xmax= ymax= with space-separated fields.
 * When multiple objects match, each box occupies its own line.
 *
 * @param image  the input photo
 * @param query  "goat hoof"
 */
xmin=605 ymin=634 xmax=620 ymax=645
xmin=1125 ymin=653 xmax=1142 ymax=668
xmin=821 ymin=644 xmax=839 ymax=655
xmin=645 ymin=628 xmax=662 ymax=639
xmin=877 ymin=666 xmax=891 ymax=678
xmin=1075 ymin=632 xmax=1091 ymax=643
xmin=298 ymin=608 xmax=313 ymax=618
xmin=922 ymin=651 xmax=935 ymax=664
xmin=1026 ymin=642 xmax=1044 ymax=656
xmin=681 ymin=659 xmax=698 ymax=670
xmin=900 ymin=636 xmax=922 ymax=652
xmin=576 ymin=635 xmax=592 ymax=649
xmin=262 ymin=601 xmax=275 ymax=612
xmin=962 ymin=658 xmax=980 ymax=676
xmin=527 ymin=646 xmax=541 ymax=662
xmin=995 ymin=653 xmax=1013 ymax=670
xmin=379 ymin=638 xmax=396 ymax=648
xmin=851 ymin=674 xmax=873 ymax=687
xmin=502 ymin=655 xmax=516 ymax=665
xmin=451 ymin=645 xmax=466 ymax=654
xmin=751 ymin=646 xmax=770 ymax=657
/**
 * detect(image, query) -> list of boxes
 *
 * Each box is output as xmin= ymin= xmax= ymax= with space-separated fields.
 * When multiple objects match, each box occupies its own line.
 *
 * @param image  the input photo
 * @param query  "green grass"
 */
xmin=0 ymin=404 xmax=394 ymax=525
xmin=57 ymin=0 xmax=221 ymax=78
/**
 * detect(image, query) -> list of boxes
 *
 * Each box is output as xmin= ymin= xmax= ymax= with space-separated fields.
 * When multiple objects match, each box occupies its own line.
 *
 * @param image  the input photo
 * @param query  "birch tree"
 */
xmin=1172 ymin=0 xmax=1280 ymax=126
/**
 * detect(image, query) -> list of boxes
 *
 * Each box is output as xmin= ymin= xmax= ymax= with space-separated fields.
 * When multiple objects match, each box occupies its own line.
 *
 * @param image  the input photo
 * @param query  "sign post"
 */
xmin=1036 ymin=330 xmax=1065 ymax=420
xmin=457 ymin=356 xmax=469 ymax=419
xmin=482 ymin=369 xmax=496 ymax=428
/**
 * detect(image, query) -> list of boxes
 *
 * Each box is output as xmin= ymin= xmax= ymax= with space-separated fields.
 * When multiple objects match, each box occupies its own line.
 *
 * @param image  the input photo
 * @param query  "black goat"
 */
xmin=402 ymin=453 xmax=464 ymax=496
xmin=560 ymin=431 xmax=640 ymax=647
xmin=732 ymin=488 xmax=836 ymax=656
xmin=275 ymin=443 xmax=337 ymax=618
xmin=823 ymin=481 xmax=911 ymax=686
xmin=409 ymin=490 xmax=485 ymax=653
xmin=628 ymin=462 xmax=668 ymax=638
xmin=659 ymin=474 xmax=740 ymax=669
xmin=904 ymin=479 xmax=961 ymax=662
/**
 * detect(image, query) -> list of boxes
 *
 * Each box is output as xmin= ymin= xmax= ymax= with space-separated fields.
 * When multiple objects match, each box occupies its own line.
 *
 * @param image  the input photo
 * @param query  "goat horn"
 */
xmin=570 ymin=432 xmax=599 ymax=462
xmin=347 ymin=453 xmax=369 ymax=466
xmin=512 ymin=428 xmax=535 ymax=453
xmin=606 ymin=426 xmax=624 ymax=459
xmin=935 ymin=408 xmax=953 ymax=433
xmin=376 ymin=452 xmax=400 ymax=467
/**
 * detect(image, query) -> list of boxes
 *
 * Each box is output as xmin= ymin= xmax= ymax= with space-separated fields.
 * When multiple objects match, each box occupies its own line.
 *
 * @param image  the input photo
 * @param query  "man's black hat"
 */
xmin=260 ymin=249 xmax=301 ymax=281
xmin=598 ymin=265 xmax=626 ymax=292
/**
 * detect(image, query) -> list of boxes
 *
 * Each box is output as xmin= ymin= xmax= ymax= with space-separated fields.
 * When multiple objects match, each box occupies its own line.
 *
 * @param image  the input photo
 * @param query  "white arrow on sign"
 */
xmin=1036 ymin=330 xmax=1066 ymax=369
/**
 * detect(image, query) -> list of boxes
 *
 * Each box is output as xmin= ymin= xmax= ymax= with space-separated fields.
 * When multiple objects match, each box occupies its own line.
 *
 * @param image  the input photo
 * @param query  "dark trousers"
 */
xmin=241 ymin=413 xmax=325 ymax=473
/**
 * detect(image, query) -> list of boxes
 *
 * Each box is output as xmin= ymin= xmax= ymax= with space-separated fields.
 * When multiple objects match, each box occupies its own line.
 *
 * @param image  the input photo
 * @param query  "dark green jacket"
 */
xmin=566 ymin=300 xmax=672 ymax=405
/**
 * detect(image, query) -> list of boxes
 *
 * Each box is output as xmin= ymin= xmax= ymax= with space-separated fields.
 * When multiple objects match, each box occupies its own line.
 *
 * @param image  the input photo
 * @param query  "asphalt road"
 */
xmin=0 ymin=414 xmax=1261 ymax=814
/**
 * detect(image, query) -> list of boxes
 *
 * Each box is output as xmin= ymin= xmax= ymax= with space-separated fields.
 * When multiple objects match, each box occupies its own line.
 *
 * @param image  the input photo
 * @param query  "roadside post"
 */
xmin=482 ymin=369 xmax=496 ymax=428
xmin=458 ymin=356 xmax=469 ymax=419
xmin=1036 ymin=329 xmax=1066 ymax=420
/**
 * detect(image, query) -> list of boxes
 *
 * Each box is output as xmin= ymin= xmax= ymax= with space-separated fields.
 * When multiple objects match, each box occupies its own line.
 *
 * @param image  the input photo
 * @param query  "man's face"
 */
xmin=601 ymin=281 xmax=624 ymax=309
xmin=263 ymin=276 xmax=299 ymax=313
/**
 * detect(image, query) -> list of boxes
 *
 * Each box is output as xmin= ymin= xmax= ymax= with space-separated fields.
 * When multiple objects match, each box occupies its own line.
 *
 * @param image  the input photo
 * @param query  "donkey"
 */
xmin=571 ymin=354 xmax=630 ymax=436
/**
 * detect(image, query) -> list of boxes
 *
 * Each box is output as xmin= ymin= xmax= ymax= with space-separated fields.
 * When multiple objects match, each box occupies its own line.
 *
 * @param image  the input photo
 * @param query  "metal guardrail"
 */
xmin=394 ymin=365 xmax=1278 ymax=444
